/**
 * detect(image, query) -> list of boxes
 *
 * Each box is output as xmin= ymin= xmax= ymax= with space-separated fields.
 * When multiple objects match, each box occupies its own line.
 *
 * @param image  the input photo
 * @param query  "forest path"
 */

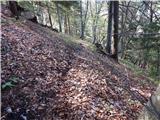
xmin=1 ymin=11 xmax=157 ymax=120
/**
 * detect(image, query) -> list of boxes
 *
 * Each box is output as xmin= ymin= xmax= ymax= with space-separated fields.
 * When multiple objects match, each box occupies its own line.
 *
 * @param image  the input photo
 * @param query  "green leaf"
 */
xmin=2 ymin=82 xmax=15 ymax=90
xmin=9 ymin=77 xmax=19 ymax=83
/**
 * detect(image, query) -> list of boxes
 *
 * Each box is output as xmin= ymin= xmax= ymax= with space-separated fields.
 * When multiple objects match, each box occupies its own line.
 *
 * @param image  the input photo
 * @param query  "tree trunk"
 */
xmin=106 ymin=1 xmax=113 ymax=54
xmin=157 ymin=47 xmax=160 ymax=79
xmin=64 ymin=13 xmax=68 ymax=34
xmin=92 ymin=16 xmax=97 ymax=44
xmin=67 ymin=14 xmax=71 ymax=35
xmin=47 ymin=3 xmax=53 ymax=28
xmin=80 ymin=0 xmax=84 ymax=39
xmin=92 ymin=1 xmax=103 ymax=44
xmin=80 ymin=0 xmax=89 ymax=40
xmin=150 ymin=2 xmax=153 ymax=23
xmin=112 ymin=1 xmax=119 ymax=61
xmin=92 ymin=25 xmax=97 ymax=44
xmin=9 ymin=1 xmax=19 ymax=19
xmin=56 ymin=3 xmax=62 ymax=32
xmin=92 ymin=2 xmax=98 ymax=44
xmin=119 ymin=2 xmax=125 ymax=58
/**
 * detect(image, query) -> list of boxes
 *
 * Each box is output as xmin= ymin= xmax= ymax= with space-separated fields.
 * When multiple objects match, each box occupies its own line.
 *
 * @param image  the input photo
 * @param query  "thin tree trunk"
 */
xmin=119 ymin=12 xmax=124 ymax=58
xmin=120 ymin=1 xmax=130 ymax=59
xmin=112 ymin=1 xmax=119 ymax=61
xmin=92 ymin=1 xmax=103 ymax=44
xmin=83 ymin=1 xmax=89 ymax=37
xmin=80 ymin=0 xmax=89 ymax=40
xmin=64 ymin=13 xmax=68 ymax=33
xmin=142 ymin=1 xmax=153 ymax=69
xmin=92 ymin=26 xmax=97 ymax=44
xmin=119 ymin=2 xmax=125 ymax=58
xmin=106 ymin=1 xmax=113 ymax=54
xmin=80 ymin=0 xmax=83 ymax=39
xmin=47 ymin=3 xmax=53 ymax=28
xmin=56 ymin=3 xmax=62 ymax=32
xmin=92 ymin=17 xmax=99 ymax=44
xmin=92 ymin=16 xmax=97 ymax=44
xmin=150 ymin=1 xmax=153 ymax=23
xmin=157 ymin=47 xmax=160 ymax=79
xmin=92 ymin=2 xmax=98 ymax=44
xmin=67 ymin=14 xmax=71 ymax=35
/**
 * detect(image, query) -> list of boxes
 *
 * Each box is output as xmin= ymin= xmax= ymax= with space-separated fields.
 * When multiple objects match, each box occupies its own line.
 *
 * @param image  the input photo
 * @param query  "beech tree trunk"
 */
xmin=106 ymin=1 xmax=113 ymax=54
xmin=67 ymin=14 xmax=71 ymax=35
xmin=64 ymin=13 xmax=68 ymax=34
xmin=80 ymin=0 xmax=89 ymax=40
xmin=47 ymin=3 xmax=53 ymax=28
xmin=80 ymin=0 xmax=84 ymax=39
xmin=106 ymin=1 xmax=119 ymax=61
xmin=92 ymin=1 xmax=103 ymax=44
xmin=56 ymin=3 xmax=62 ymax=32
xmin=112 ymin=1 xmax=119 ymax=61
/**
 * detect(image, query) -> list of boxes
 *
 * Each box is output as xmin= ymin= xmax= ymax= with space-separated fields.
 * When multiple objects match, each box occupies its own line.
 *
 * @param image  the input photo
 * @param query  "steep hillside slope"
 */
xmin=1 ymin=8 xmax=156 ymax=120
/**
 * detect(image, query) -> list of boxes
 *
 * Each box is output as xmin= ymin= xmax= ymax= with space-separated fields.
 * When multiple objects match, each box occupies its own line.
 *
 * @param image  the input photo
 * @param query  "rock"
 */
xmin=6 ymin=107 xmax=12 ymax=113
xmin=138 ymin=84 xmax=160 ymax=120
xmin=20 ymin=114 xmax=27 ymax=120
xmin=21 ymin=11 xmax=35 ymax=19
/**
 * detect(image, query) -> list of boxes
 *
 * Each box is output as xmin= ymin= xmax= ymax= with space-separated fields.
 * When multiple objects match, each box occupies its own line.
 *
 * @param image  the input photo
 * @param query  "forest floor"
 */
xmin=1 ymin=6 xmax=157 ymax=120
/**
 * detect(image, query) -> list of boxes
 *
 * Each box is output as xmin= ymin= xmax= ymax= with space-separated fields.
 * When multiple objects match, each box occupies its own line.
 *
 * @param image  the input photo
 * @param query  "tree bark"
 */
xmin=106 ymin=1 xmax=113 ymax=54
xmin=157 ymin=47 xmax=160 ymax=79
xmin=92 ymin=1 xmax=98 ymax=44
xmin=64 ymin=13 xmax=68 ymax=33
xmin=47 ymin=3 xmax=53 ymax=28
xmin=80 ymin=0 xmax=84 ymax=39
xmin=67 ymin=14 xmax=71 ymax=35
xmin=92 ymin=1 xmax=103 ymax=44
xmin=150 ymin=2 xmax=153 ymax=23
xmin=112 ymin=1 xmax=119 ymax=61
xmin=80 ymin=0 xmax=89 ymax=40
xmin=9 ymin=1 xmax=19 ymax=19
xmin=56 ymin=3 xmax=62 ymax=32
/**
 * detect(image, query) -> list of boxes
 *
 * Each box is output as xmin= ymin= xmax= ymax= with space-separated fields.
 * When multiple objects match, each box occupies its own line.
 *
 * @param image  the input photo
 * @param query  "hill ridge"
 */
xmin=1 ymin=10 xmax=156 ymax=120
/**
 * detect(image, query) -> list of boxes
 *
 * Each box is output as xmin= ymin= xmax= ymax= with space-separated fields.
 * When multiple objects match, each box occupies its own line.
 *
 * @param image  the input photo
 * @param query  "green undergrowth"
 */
xmin=58 ymin=33 xmax=96 ymax=52
xmin=120 ymin=59 xmax=160 ymax=85
xmin=1 ymin=17 xmax=17 ymax=25
xmin=1 ymin=76 xmax=20 ymax=91
xmin=1 ymin=16 xmax=26 ymax=26
xmin=120 ymin=59 xmax=146 ymax=75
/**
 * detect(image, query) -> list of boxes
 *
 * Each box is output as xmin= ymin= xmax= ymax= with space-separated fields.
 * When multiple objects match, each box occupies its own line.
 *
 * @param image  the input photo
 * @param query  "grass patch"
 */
xmin=58 ymin=33 xmax=96 ymax=52
xmin=59 ymin=33 xmax=80 ymax=47
xmin=120 ymin=59 xmax=160 ymax=84
xmin=120 ymin=59 xmax=146 ymax=75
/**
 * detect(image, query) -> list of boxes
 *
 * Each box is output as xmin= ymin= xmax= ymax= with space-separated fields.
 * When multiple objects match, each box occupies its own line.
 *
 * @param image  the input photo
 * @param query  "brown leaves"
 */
xmin=1 ymin=10 xmax=156 ymax=120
